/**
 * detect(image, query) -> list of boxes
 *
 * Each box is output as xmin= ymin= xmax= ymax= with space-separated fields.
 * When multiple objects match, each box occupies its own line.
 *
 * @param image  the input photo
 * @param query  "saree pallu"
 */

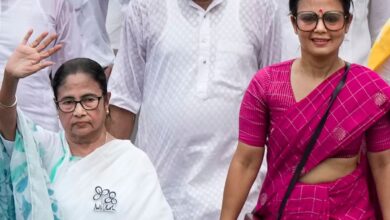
xmin=254 ymin=65 xmax=390 ymax=219
xmin=0 ymin=109 xmax=60 ymax=220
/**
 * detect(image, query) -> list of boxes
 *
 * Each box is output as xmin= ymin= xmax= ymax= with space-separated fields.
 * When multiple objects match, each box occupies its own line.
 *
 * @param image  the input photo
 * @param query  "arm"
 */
xmin=221 ymin=69 xmax=269 ymax=219
xmin=106 ymin=0 xmax=147 ymax=138
xmin=367 ymin=150 xmax=390 ymax=220
xmin=220 ymin=142 xmax=265 ymax=220
xmin=0 ymin=31 xmax=61 ymax=140
xmin=106 ymin=105 xmax=136 ymax=139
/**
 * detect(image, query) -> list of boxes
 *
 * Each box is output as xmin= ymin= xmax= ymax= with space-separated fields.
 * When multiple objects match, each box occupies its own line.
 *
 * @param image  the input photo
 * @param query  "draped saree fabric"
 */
xmin=0 ymin=109 xmax=60 ymax=220
xmin=0 ymin=109 xmax=173 ymax=219
xmin=239 ymin=61 xmax=390 ymax=219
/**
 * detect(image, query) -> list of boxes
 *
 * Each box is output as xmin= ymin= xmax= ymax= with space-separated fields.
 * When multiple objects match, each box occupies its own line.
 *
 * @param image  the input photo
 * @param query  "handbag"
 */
xmin=245 ymin=63 xmax=351 ymax=220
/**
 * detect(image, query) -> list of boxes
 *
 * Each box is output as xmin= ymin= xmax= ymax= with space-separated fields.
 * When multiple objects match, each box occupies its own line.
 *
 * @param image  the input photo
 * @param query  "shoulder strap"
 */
xmin=277 ymin=63 xmax=351 ymax=220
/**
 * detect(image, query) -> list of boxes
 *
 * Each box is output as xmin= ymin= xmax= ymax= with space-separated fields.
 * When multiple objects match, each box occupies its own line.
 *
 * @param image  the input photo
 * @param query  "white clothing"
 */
xmin=53 ymin=139 xmax=173 ymax=220
xmin=281 ymin=0 xmax=390 ymax=65
xmin=377 ymin=58 xmax=390 ymax=83
xmin=68 ymin=0 xmax=115 ymax=67
xmin=0 ymin=0 xmax=81 ymax=131
xmin=2 ymin=123 xmax=173 ymax=220
xmin=106 ymin=0 xmax=131 ymax=51
xmin=108 ymin=0 xmax=280 ymax=219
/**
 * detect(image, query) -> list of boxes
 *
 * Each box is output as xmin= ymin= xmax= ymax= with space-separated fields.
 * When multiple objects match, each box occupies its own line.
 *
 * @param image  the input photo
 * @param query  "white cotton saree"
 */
xmin=0 ymin=109 xmax=173 ymax=220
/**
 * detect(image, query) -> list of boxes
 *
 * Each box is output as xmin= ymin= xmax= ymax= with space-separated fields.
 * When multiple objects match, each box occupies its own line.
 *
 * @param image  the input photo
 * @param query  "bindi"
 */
xmin=319 ymin=8 xmax=323 ymax=14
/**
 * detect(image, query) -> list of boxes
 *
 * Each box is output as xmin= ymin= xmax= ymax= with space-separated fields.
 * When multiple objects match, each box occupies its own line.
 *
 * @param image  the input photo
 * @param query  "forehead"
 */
xmin=297 ymin=0 xmax=343 ymax=11
xmin=57 ymin=72 xmax=101 ymax=98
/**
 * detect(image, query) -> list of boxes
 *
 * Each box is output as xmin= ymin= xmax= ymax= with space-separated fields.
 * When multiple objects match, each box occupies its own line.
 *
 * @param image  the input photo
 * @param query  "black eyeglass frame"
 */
xmin=293 ymin=11 xmax=350 ymax=32
xmin=55 ymin=95 xmax=104 ymax=113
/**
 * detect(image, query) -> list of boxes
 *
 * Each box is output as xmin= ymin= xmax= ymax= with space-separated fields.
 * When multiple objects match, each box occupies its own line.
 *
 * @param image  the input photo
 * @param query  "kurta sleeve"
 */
xmin=366 ymin=113 xmax=390 ymax=152
xmin=239 ymin=69 xmax=270 ymax=147
xmin=50 ymin=0 xmax=82 ymax=73
xmin=108 ymin=0 xmax=146 ymax=114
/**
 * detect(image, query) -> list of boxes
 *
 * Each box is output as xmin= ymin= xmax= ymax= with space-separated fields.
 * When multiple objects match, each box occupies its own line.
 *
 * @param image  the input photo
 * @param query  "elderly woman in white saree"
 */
xmin=0 ymin=30 xmax=173 ymax=220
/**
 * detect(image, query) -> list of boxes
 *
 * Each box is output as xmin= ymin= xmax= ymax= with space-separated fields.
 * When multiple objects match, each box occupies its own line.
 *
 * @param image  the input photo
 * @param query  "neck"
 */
xmin=193 ymin=0 xmax=213 ymax=10
xmin=298 ymin=54 xmax=344 ymax=79
xmin=67 ymin=128 xmax=107 ymax=157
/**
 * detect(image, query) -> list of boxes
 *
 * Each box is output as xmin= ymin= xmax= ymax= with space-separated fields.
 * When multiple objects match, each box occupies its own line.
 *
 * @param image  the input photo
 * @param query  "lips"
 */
xmin=73 ymin=121 xmax=90 ymax=127
xmin=312 ymin=38 xmax=330 ymax=46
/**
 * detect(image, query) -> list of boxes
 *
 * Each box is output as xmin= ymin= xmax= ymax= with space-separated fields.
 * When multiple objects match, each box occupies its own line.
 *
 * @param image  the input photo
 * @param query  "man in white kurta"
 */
xmin=0 ymin=0 xmax=81 ymax=131
xmin=281 ymin=0 xmax=390 ymax=65
xmin=108 ymin=0 xmax=281 ymax=219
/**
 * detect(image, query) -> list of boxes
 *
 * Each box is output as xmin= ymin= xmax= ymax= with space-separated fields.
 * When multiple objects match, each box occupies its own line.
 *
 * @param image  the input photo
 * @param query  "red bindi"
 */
xmin=319 ymin=8 xmax=323 ymax=13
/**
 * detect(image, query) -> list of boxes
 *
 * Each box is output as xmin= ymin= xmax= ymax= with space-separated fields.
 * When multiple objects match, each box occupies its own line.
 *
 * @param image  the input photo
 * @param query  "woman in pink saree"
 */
xmin=220 ymin=0 xmax=390 ymax=219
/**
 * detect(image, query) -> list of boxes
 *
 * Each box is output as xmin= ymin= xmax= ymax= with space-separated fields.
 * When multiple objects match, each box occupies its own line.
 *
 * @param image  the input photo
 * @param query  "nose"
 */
xmin=314 ymin=17 xmax=327 ymax=32
xmin=73 ymin=102 xmax=86 ymax=116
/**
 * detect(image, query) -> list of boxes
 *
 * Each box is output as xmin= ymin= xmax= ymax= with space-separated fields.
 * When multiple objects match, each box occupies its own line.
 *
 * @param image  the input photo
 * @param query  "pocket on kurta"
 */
xmin=214 ymin=40 xmax=254 ymax=91
xmin=279 ymin=183 xmax=330 ymax=219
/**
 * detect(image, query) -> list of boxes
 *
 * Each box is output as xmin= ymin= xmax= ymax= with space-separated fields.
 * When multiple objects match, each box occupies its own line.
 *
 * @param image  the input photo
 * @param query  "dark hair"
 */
xmin=52 ymin=58 xmax=107 ymax=99
xmin=289 ymin=0 xmax=353 ymax=16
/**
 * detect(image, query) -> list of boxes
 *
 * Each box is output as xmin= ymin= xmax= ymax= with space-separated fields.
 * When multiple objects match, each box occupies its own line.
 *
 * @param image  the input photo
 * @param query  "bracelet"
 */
xmin=0 ymin=97 xmax=17 ymax=108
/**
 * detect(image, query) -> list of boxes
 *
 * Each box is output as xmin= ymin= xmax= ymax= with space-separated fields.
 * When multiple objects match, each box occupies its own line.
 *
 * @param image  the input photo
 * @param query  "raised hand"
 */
xmin=4 ymin=29 xmax=62 ymax=79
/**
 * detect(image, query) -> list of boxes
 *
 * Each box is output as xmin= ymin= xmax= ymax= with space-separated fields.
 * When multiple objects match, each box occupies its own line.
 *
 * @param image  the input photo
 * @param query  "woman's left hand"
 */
xmin=4 ymin=29 xmax=62 ymax=79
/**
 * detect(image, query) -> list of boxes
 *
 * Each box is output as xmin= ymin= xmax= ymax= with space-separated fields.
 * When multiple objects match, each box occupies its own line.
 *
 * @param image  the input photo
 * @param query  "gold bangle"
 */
xmin=0 ymin=97 xmax=17 ymax=108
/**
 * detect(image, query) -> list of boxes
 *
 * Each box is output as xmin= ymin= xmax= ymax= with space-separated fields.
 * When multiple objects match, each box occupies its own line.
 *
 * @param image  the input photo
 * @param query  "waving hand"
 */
xmin=4 ymin=29 xmax=62 ymax=79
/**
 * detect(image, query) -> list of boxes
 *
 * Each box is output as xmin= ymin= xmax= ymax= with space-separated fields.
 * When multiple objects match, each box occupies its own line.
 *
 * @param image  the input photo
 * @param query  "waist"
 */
xmin=299 ymin=155 xmax=359 ymax=184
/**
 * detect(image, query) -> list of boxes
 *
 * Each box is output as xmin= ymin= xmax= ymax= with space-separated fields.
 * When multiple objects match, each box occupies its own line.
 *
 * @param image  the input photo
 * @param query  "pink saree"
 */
xmin=240 ymin=61 xmax=390 ymax=219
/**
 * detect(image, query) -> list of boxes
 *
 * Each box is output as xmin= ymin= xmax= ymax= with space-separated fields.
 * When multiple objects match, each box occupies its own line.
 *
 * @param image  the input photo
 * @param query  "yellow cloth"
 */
xmin=368 ymin=19 xmax=390 ymax=71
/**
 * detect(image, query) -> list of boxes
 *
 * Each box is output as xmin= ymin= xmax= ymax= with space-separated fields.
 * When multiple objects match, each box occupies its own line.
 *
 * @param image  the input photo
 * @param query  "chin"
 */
xmin=71 ymin=127 xmax=94 ymax=138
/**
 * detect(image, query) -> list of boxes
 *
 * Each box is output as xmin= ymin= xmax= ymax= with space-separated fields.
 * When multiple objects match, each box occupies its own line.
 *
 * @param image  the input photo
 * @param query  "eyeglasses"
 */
xmin=55 ymin=95 xmax=103 ymax=113
xmin=294 ymin=11 xmax=348 ymax=32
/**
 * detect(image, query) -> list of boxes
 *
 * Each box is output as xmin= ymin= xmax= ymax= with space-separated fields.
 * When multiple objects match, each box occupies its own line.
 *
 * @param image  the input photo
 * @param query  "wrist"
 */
xmin=3 ymin=69 xmax=19 ymax=81
xmin=0 ymin=96 xmax=17 ymax=108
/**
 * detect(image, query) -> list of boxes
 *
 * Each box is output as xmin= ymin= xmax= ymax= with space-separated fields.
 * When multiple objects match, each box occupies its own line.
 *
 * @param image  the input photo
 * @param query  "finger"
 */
xmin=22 ymin=29 xmax=34 ymax=45
xmin=29 ymin=32 xmax=49 ymax=48
xmin=40 ymin=44 xmax=62 ymax=59
xmin=36 ymin=34 xmax=58 ymax=52
xmin=29 ymin=61 xmax=55 ymax=73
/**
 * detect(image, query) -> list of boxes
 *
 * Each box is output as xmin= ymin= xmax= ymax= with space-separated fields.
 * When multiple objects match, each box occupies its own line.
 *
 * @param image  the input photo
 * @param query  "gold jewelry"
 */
xmin=0 ymin=97 xmax=17 ymax=108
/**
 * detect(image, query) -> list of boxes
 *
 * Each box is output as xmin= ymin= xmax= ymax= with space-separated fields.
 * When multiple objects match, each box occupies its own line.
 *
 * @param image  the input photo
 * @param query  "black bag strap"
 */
xmin=277 ymin=63 xmax=350 ymax=220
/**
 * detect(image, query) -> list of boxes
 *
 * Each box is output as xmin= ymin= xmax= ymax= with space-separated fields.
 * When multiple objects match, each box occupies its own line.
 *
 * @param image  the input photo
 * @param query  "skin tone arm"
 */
xmin=106 ymin=105 xmax=136 ymax=139
xmin=368 ymin=150 xmax=390 ymax=220
xmin=0 ymin=30 xmax=61 ymax=140
xmin=220 ymin=142 xmax=265 ymax=220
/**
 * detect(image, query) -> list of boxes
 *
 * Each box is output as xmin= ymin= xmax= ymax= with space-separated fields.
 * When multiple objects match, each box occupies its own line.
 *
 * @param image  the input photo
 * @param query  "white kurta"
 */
xmin=68 ymin=0 xmax=115 ymax=67
xmin=280 ymin=0 xmax=390 ymax=65
xmin=0 ymin=0 xmax=81 ymax=131
xmin=108 ymin=0 xmax=281 ymax=219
